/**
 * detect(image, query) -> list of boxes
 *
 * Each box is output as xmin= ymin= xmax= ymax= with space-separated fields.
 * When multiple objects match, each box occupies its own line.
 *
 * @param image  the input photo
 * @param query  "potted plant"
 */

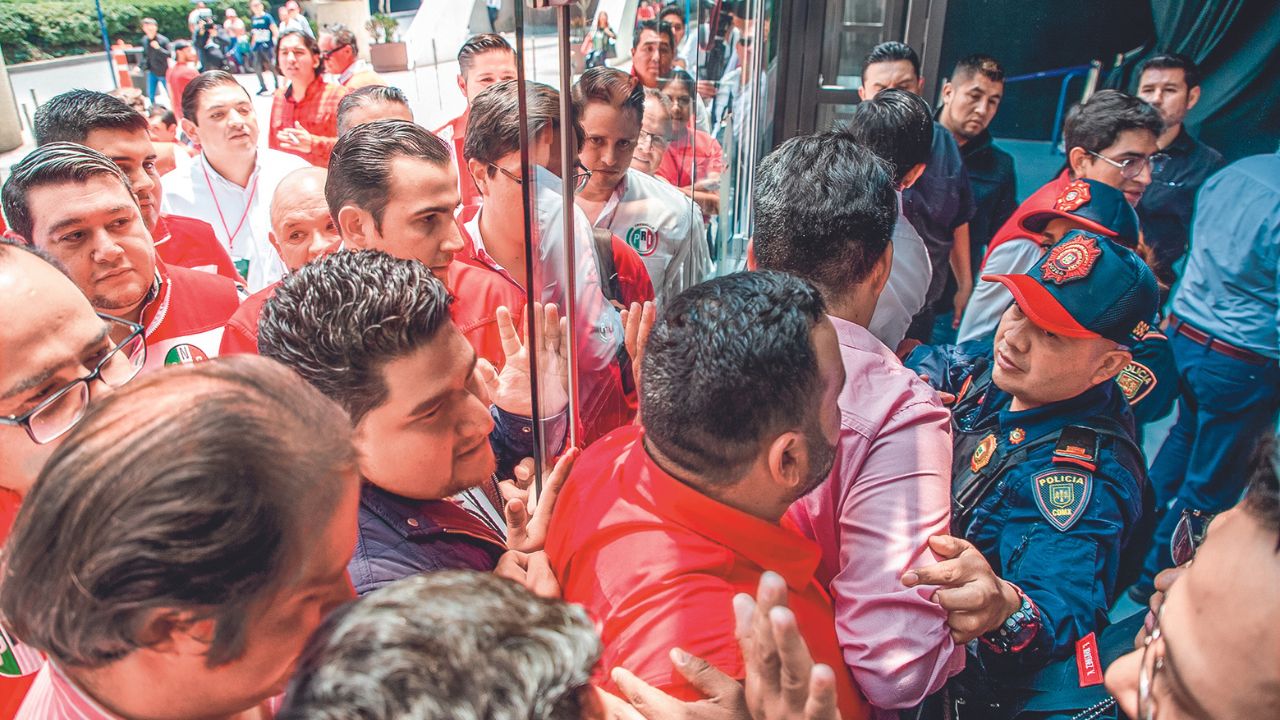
xmin=365 ymin=13 xmax=408 ymax=72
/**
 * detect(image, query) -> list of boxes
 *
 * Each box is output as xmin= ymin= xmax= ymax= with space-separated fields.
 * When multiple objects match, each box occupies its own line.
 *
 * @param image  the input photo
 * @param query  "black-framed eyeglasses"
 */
xmin=321 ymin=43 xmax=352 ymax=60
xmin=573 ymin=163 xmax=593 ymax=190
xmin=1087 ymin=149 xmax=1169 ymax=180
xmin=489 ymin=163 xmax=524 ymax=186
xmin=0 ymin=314 xmax=146 ymax=445
xmin=636 ymin=129 xmax=666 ymax=150
xmin=1170 ymin=508 xmax=1214 ymax=566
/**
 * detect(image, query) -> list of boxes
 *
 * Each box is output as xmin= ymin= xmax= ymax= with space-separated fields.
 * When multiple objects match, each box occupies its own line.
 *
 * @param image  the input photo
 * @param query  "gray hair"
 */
xmin=278 ymin=571 xmax=601 ymax=720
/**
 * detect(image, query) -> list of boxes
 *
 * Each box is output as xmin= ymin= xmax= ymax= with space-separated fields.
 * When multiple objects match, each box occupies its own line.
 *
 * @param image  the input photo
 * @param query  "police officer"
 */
xmin=903 ymin=231 xmax=1160 ymax=717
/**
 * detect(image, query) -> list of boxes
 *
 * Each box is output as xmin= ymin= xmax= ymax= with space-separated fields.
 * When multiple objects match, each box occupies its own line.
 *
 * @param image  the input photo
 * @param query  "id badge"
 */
xmin=234 ymin=258 xmax=251 ymax=281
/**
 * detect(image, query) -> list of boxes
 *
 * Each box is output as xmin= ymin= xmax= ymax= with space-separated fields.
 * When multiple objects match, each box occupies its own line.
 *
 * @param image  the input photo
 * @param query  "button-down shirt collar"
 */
xmin=18 ymin=662 xmax=121 ymax=720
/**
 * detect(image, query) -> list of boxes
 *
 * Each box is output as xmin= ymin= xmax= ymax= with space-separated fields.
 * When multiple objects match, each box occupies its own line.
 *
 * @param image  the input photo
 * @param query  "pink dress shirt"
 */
xmin=787 ymin=315 xmax=964 ymax=715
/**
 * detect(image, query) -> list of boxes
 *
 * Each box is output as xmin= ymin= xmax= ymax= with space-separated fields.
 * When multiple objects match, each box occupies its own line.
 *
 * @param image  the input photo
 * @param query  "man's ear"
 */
xmin=180 ymin=118 xmax=200 ymax=147
xmin=915 ymin=76 xmax=926 ymax=96
xmin=134 ymin=608 xmax=216 ymax=657
xmin=745 ymin=238 xmax=757 ymax=270
xmin=467 ymin=158 xmax=490 ymax=197
xmin=941 ymin=80 xmax=954 ymax=104
xmin=869 ymin=239 xmax=894 ymax=296
xmin=1092 ymin=347 xmax=1133 ymax=386
xmin=1067 ymin=146 xmax=1091 ymax=179
xmin=456 ymin=74 xmax=467 ymax=99
xmin=857 ymin=84 xmax=869 ymax=102
xmin=267 ymin=229 xmax=283 ymax=258
xmin=336 ymin=205 xmax=372 ymax=249
xmin=1186 ymin=85 xmax=1201 ymax=113
xmin=766 ymin=430 xmax=806 ymax=494
xmin=901 ymin=162 xmax=927 ymax=189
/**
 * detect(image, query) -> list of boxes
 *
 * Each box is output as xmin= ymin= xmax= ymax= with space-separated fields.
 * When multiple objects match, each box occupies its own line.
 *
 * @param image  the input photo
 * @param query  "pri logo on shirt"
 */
xmin=164 ymin=344 xmax=210 ymax=366
xmin=625 ymin=224 xmax=660 ymax=257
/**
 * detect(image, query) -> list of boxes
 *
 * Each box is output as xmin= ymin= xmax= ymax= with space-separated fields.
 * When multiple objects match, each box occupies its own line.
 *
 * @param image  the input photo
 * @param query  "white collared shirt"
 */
xmin=869 ymin=191 xmax=932 ymax=350
xmin=592 ymin=169 xmax=710 ymax=306
xmin=162 ymin=149 xmax=309 ymax=292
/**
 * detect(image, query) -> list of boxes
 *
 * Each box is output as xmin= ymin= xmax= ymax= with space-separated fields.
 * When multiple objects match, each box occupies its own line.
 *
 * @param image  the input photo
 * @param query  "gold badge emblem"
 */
xmin=971 ymin=433 xmax=997 ymax=473
xmin=1009 ymin=428 xmax=1026 ymax=445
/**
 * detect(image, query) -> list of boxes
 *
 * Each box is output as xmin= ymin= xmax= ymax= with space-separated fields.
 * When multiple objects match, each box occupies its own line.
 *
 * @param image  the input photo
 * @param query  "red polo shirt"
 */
xmin=140 ymin=259 xmax=242 ymax=371
xmin=447 ymin=257 xmax=526 ymax=371
xmin=269 ymin=79 xmax=350 ymax=167
xmin=434 ymin=114 xmax=483 ymax=216
xmin=546 ymin=426 xmax=869 ymax=720
xmin=153 ymin=214 xmax=242 ymax=284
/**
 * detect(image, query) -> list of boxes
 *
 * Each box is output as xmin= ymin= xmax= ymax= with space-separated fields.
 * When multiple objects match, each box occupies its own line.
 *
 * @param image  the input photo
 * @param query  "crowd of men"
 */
xmin=0 ymin=2 xmax=1277 ymax=719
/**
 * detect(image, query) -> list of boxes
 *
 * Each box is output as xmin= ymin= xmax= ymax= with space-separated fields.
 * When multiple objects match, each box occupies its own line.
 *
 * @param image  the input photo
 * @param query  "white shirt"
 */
xmin=869 ymin=192 xmax=932 ymax=350
xmin=592 ymin=169 xmax=710 ymax=305
xmin=955 ymin=237 xmax=1045 ymax=343
xmin=161 ymin=149 xmax=309 ymax=292
xmin=467 ymin=166 xmax=624 ymax=432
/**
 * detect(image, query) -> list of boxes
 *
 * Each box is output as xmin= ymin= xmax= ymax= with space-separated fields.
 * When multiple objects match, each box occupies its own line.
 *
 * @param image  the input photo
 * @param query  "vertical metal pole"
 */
xmin=431 ymin=39 xmax=442 ymax=109
xmin=513 ymin=0 xmax=545 ymax=492
xmin=96 ymin=0 xmax=117 ymax=89
xmin=556 ymin=4 xmax=581 ymax=451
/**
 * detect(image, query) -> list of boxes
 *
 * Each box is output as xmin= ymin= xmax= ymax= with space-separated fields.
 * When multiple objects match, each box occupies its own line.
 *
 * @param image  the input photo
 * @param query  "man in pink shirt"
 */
xmin=751 ymin=132 xmax=963 ymax=715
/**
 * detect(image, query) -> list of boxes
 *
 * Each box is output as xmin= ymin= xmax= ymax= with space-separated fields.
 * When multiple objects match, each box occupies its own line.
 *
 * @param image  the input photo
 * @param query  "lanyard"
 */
xmin=201 ymin=160 xmax=259 ymax=255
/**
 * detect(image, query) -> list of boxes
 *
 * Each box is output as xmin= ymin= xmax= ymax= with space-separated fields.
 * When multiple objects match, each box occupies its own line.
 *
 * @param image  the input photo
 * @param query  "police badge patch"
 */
xmin=971 ymin=433 xmax=997 ymax=473
xmin=1033 ymin=468 xmax=1093 ymax=531
xmin=1040 ymin=234 xmax=1102 ymax=285
xmin=1115 ymin=361 xmax=1157 ymax=404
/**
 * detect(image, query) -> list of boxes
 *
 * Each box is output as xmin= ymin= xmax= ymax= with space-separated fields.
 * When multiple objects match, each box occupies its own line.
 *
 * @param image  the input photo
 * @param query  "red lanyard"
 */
xmin=201 ymin=159 xmax=259 ymax=254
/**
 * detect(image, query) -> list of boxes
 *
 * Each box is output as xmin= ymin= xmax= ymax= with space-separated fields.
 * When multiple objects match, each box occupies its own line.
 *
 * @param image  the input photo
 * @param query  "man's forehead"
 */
xmin=865 ymin=60 xmax=917 ymax=81
xmin=1106 ymin=129 xmax=1159 ymax=155
xmin=638 ymin=30 xmax=669 ymax=48
xmin=29 ymin=175 xmax=134 ymax=219
xmin=83 ymin=127 xmax=154 ymax=157
xmin=469 ymin=52 xmax=517 ymax=75
xmin=200 ymin=85 xmax=253 ymax=113
xmin=1140 ymin=67 xmax=1187 ymax=86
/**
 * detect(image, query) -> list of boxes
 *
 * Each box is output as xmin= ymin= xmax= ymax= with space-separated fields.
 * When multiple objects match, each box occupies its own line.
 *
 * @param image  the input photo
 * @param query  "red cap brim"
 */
xmin=983 ymin=274 xmax=1101 ymax=340
xmin=1018 ymin=210 xmax=1117 ymax=239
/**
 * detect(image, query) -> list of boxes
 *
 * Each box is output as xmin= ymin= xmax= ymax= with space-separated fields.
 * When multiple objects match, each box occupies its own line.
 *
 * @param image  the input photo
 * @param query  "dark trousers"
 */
xmin=250 ymin=44 xmax=277 ymax=91
xmin=1136 ymin=325 xmax=1280 ymax=595
xmin=488 ymin=6 xmax=499 ymax=31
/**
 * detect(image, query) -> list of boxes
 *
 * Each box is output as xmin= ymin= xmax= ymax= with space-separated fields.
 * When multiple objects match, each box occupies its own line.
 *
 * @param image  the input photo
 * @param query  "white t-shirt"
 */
xmin=161 ymin=149 xmax=310 ymax=292
xmin=869 ymin=192 xmax=932 ymax=350
xmin=956 ymin=237 xmax=1046 ymax=343
xmin=591 ymin=169 xmax=710 ymax=306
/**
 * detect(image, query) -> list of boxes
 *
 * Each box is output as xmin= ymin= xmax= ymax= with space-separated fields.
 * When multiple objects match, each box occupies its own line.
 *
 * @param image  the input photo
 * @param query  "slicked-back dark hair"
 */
xmin=572 ymin=66 xmax=646 ymax=128
xmin=336 ymin=85 xmax=410 ymax=135
xmin=641 ymin=271 xmax=827 ymax=485
xmin=465 ymin=80 xmax=573 ymax=175
xmin=754 ymin=132 xmax=897 ymax=295
xmin=278 ymin=29 xmax=323 ymax=79
xmin=181 ymin=70 xmax=249 ymax=125
xmin=326 ymin=119 xmax=451 ymax=233
xmin=457 ymin=33 xmax=515 ymax=77
xmin=633 ymin=18 xmax=675 ymax=50
xmin=842 ymin=88 xmax=933 ymax=185
xmin=1063 ymin=89 xmax=1164 ymax=155
xmin=1136 ymin=53 xmax=1201 ymax=91
xmin=2 ymin=142 xmax=134 ymax=243
xmin=279 ymin=572 xmax=600 ymax=720
xmin=0 ymin=356 xmax=355 ymax=669
xmin=952 ymin=53 xmax=1005 ymax=84
xmin=258 ymin=250 xmax=455 ymax=424
xmin=659 ymin=4 xmax=685 ymax=22
xmin=33 ymin=89 xmax=149 ymax=146
xmin=322 ymin=24 xmax=360 ymax=55
xmin=862 ymin=41 xmax=920 ymax=79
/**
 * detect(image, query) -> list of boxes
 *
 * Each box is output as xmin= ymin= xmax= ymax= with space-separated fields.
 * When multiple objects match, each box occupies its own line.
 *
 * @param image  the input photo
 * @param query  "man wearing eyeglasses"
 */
xmin=0 ymin=241 xmax=145 ymax=715
xmin=3 ymin=143 xmax=241 ymax=374
xmin=960 ymin=90 xmax=1164 ymax=344
xmin=318 ymin=26 xmax=386 ymax=90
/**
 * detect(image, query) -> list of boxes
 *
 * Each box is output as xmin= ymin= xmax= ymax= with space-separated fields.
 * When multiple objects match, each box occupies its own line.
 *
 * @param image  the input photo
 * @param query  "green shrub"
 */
xmin=0 ymin=1 xmax=254 ymax=65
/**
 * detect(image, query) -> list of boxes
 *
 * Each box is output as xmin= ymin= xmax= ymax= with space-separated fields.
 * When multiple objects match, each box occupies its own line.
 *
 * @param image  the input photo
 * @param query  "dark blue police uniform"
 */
xmin=906 ymin=231 xmax=1160 ymax=717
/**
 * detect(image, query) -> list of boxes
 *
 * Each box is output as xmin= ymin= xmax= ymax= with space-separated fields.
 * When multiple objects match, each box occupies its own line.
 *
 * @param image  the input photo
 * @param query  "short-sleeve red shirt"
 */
xmin=546 ymin=426 xmax=869 ymax=720
xmin=268 ymin=79 xmax=350 ymax=167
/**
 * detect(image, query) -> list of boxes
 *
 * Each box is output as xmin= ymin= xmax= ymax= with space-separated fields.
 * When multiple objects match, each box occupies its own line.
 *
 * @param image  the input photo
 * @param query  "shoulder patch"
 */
xmin=1033 ymin=468 xmax=1093 ymax=531
xmin=1054 ymin=425 xmax=1100 ymax=471
xmin=1115 ymin=361 xmax=1157 ymax=405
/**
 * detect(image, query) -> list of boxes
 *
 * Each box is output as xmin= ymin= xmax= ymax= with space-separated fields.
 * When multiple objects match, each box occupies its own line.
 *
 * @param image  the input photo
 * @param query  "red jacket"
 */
xmin=981 ymin=171 xmax=1071 ymax=266
xmin=153 ymin=214 xmax=242 ymax=284
xmin=447 ymin=257 xmax=527 ymax=371
xmin=218 ymin=281 xmax=278 ymax=355
xmin=141 ymin=259 xmax=242 ymax=371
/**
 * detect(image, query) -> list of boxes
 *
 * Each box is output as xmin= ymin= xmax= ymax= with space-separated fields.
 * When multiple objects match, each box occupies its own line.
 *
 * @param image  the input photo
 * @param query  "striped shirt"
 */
xmin=16 ymin=663 xmax=283 ymax=719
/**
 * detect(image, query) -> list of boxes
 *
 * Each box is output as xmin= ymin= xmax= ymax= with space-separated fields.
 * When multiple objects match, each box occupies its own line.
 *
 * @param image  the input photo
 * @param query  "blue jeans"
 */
xmin=146 ymin=71 xmax=167 ymax=103
xmin=1135 ymin=325 xmax=1280 ymax=595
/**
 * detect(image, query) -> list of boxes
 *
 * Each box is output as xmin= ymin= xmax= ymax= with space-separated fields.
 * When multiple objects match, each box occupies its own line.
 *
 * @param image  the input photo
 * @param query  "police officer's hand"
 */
xmin=902 ymin=535 xmax=1023 ymax=643
xmin=500 ymin=447 xmax=579 ymax=553
xmin=485 ymin=303 xmax=569 ymax=417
